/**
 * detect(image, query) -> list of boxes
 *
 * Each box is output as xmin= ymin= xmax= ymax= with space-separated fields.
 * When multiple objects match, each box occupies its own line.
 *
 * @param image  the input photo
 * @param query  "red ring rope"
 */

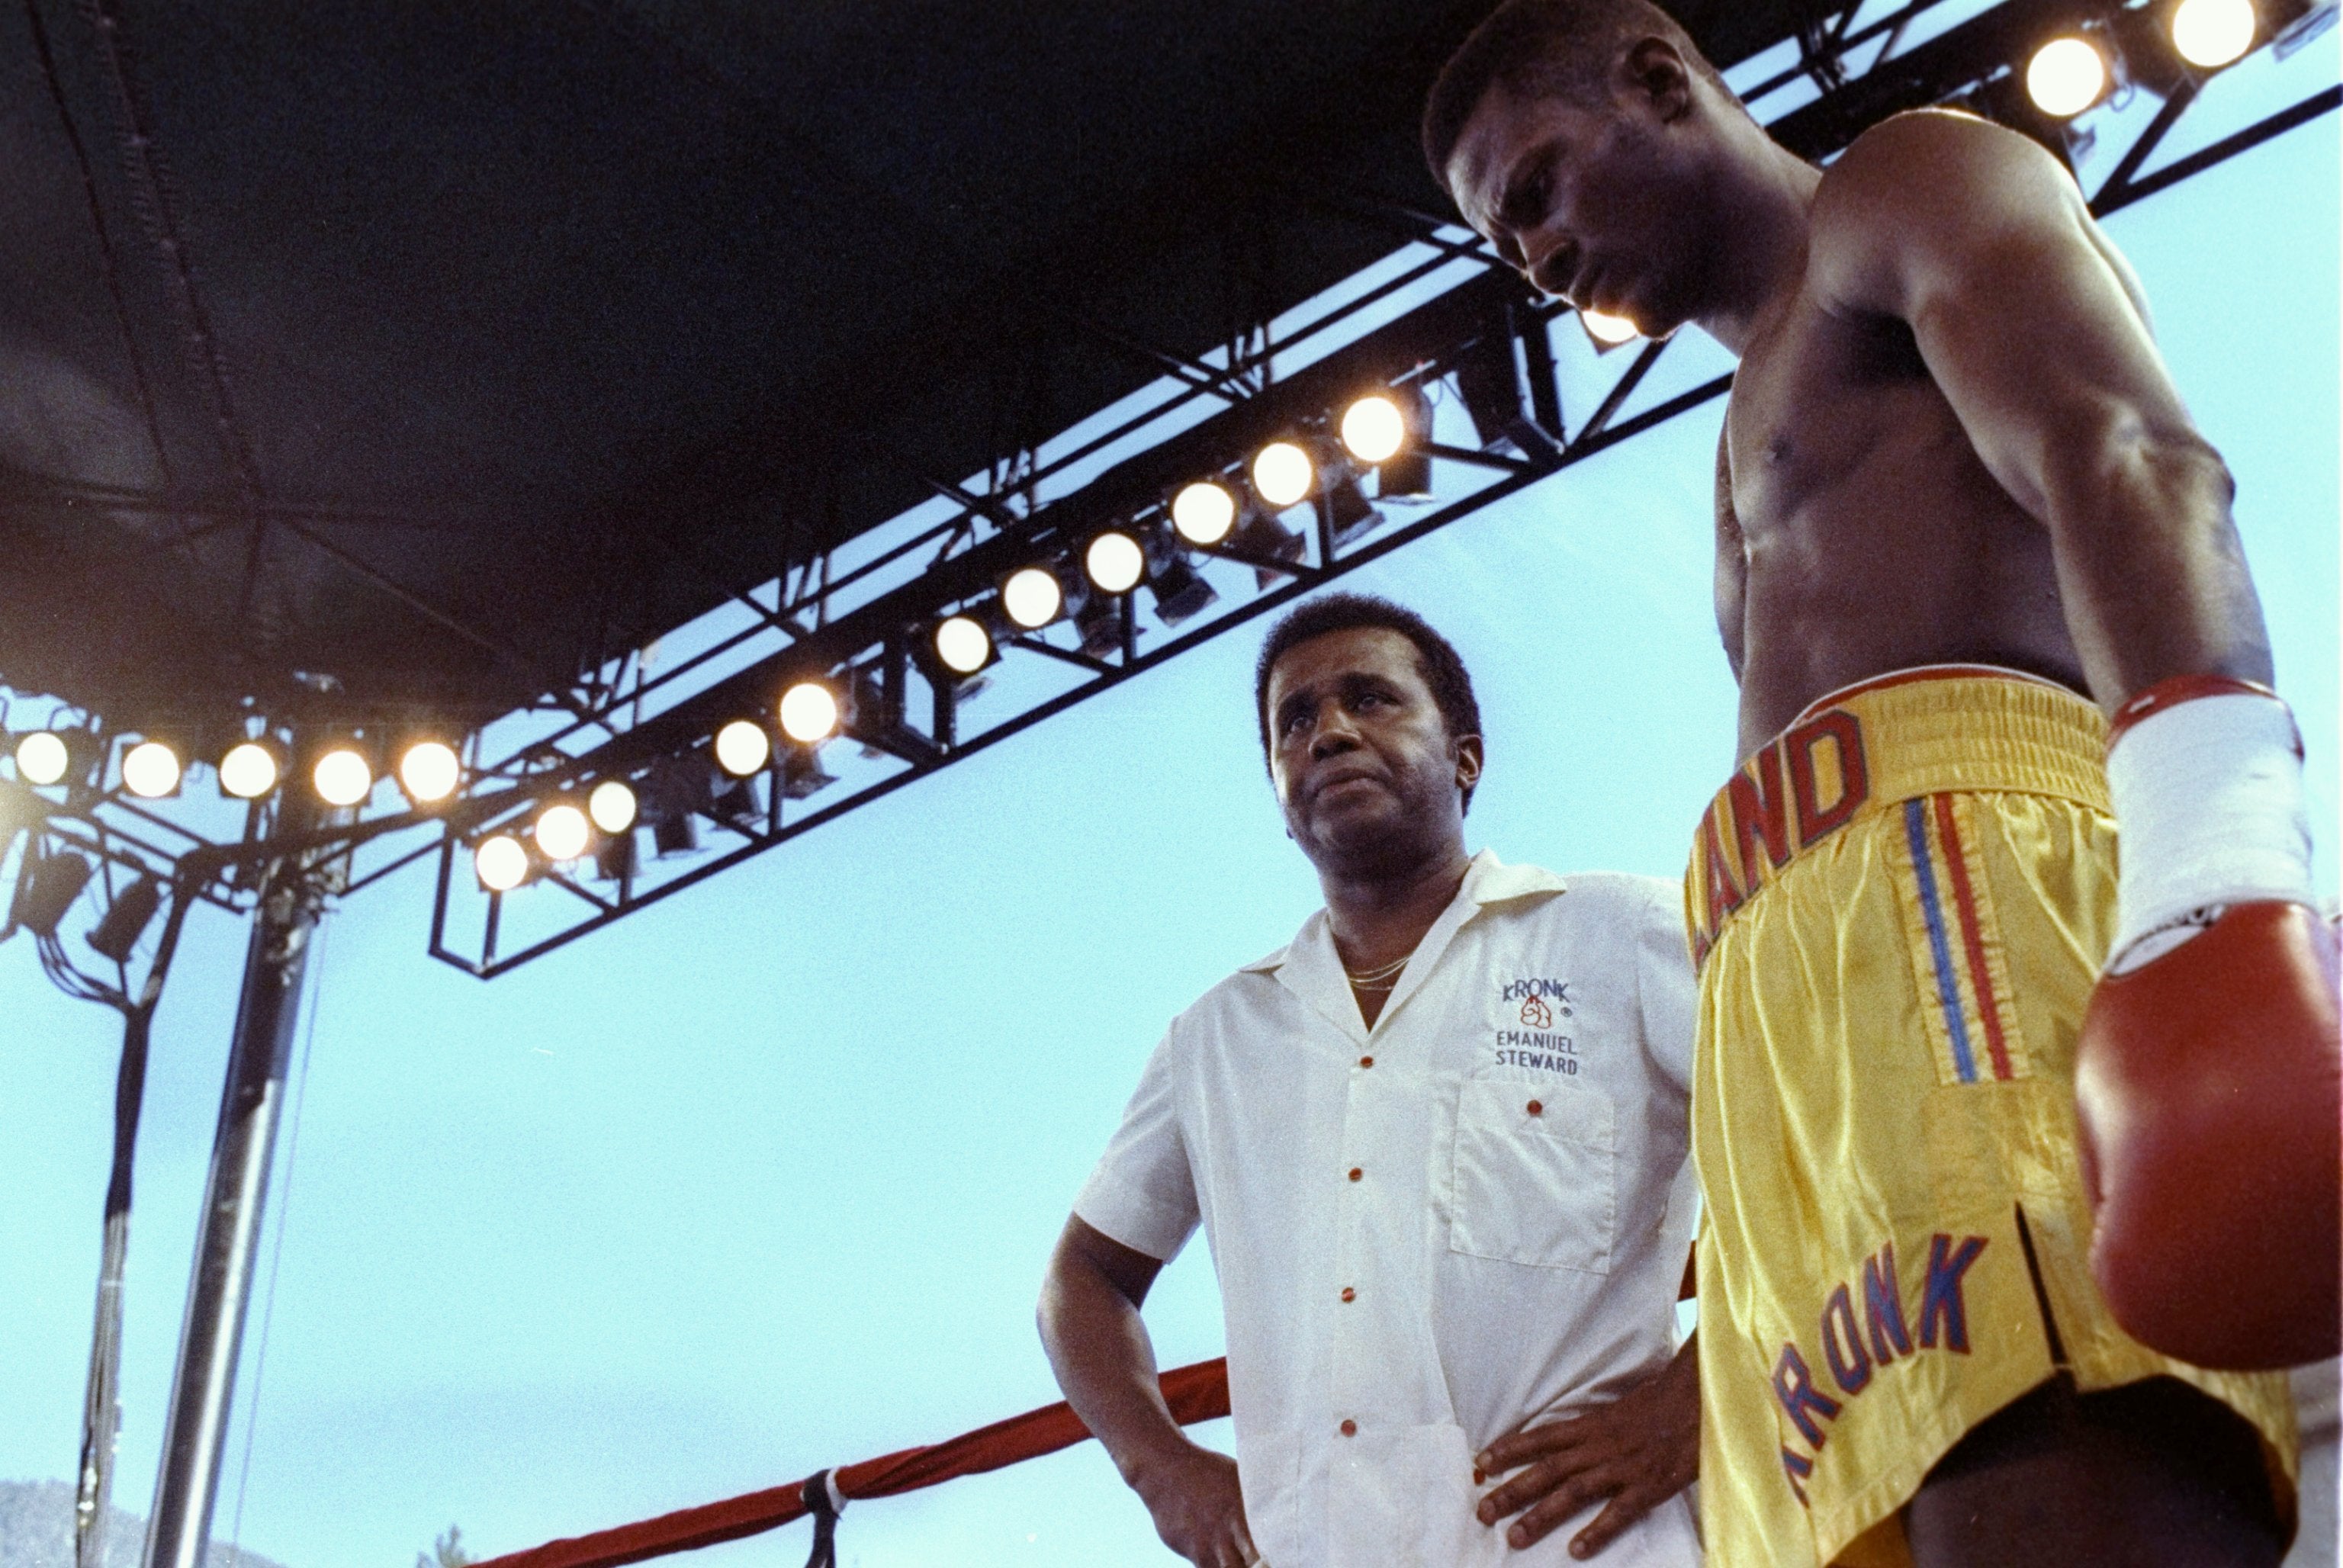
xmin=473 ymin=1358 xmax=1231 ymax=1568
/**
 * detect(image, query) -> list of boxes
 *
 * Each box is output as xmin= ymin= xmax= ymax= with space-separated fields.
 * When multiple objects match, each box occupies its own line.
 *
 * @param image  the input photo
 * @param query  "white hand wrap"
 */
xmin=2105 ymin=681 xmax=2313 ymax=972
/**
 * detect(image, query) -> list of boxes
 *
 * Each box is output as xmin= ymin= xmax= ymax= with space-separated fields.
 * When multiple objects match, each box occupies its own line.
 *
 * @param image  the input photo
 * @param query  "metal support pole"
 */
xmin=76 ymin=876 xmax=197 ymax=1568
xmin=141 ymin=853 xmax=322 ymax=1568
xmin=75 ymin=1007 xmax=149 ymax=1568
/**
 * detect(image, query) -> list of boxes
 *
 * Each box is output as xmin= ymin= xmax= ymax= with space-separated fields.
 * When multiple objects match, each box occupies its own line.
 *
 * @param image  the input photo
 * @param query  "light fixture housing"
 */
xmin=313 ymin=745 xmax=374 ymax=808
xmin=218 ymin=741 xmax=282 ymax=800
xmin=1170 ymin=480 xmax=1239 ymax=546
xmin=931 ymin=613 xmax=997 ymax=677
xmin=651 ymin=812 xmax=699 ymax=858
xmin=1227 ymin=513 xmax=1308 ymax=590
xmin=121 ymin=740 xmax=183 ymax=799
xmin=588 ymin=779 xmax=639 ymax=834
xmin=10 ymin=847 xmax=92 ymax=938
xmin=1355 ymin=383 xmax=1435 ymax=500
xmin=1000 ymin=564 xmax=1069 ymax=628
xmin=1339 ymin=394 xmax=1408 ymax=465
xmin=474 ymin=834 xmax=531 ymax=892
xmin=714 ymin=718 xmax=773 ymax=777
xmin=1146 ymin=557 xmax=1220 ymax=628
xmin=781 ymin=747 xmax=837 ymax=800
xmin=779 ymin=681 xmax=842 ymax=746
xmin=14 ymin=730 xmax=73 ymax=787
xmin=397 ymin=739 xmax=463 ymax=803
xmin=535 ymin=802 xmax=591 ymax=862
xmin=1084 ymin=529 xmax=1146 ymax=594
xmin=2171 ymin=0 xmax=2258 ymax=66
xmin=1250 ymin=441 xmax=1316 ymax=509
xmin=2026 ymin=34 xmax=2111 ymax=116
xmin=87 ymin=877 xmax=162 ymax=962
xmin=1326 ymin=474 xmax=1380 ymax=548
xmin=593 ymin=829 xmax=638 ymax=884
xmin=1073 ymin=593 xmax=1127 ymax=660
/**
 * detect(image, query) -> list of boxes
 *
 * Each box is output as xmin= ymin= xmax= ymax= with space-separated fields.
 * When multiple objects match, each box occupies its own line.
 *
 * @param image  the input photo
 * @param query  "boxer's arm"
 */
xmin=1808 ymin=108 xmax=2273 ymax=713
xmin=1039 ymin=1215 xmax=1257 ymax=1568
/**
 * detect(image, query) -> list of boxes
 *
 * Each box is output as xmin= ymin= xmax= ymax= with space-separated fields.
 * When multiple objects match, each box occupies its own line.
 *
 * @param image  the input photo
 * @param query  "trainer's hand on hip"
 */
xmin=1133 ymin=1440 xmax=1262 ymax=1568
xmin=1475 ymin=1337 xmax=1699 ymax=1558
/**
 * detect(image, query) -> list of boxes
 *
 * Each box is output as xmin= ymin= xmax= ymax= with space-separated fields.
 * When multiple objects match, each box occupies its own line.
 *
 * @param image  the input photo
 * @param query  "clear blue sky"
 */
xmin=2 ymin=31 xmax=2336 ymax=1568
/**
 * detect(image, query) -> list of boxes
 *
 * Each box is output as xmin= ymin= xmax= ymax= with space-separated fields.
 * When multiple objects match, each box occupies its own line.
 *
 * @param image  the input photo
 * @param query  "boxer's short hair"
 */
xmin=1255 ymin=593 xmax=1483 ymax=810
xmin=1422 ymin=0 xmax=1728 ymax=188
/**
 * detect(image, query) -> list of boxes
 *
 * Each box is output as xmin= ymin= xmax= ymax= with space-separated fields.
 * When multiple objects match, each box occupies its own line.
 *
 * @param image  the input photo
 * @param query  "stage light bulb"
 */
xmin=1085 ymin=531 xmax=1145 ymax=594
xmin=2171 ymin=0 xmax=2255 ymax=67
xmin=714 ymin=718 xmax=772 ymax=776
xmin=475 ymin=834 xmax=529 ymax=892
xmin=2026 ymin=36 xmax=2109 ymax=117
xmin=313 ymin=747 xmax=373 ymax=807
xmin=1339 ymin=396 xmax=1408 ymax=464
xmin=122 ymin=741 xmax=181 ymax=798
xmin=1582 ymin=309 xmax=1640 ymax=345
xmin=1252 ymin=442 xmax=1315 ymax=509
xmin=934 ymin=615 xmax=992 ymax=675
xmin=15 ymin=730 xmax=70 ymax=786
xmin=779 ymin=682 xmax=840 ymax=745
xmin=588 ymin=779 xmax=638 ymax=833
xmin=1172 ymin=481 xmax=1239 ymax=546
xmin=398 ymin=740 xmax=461 ymax=802
xmin=219 ymin=742 xmax=279 ymax=799
xmin=535 ymin=802 xmax=590 ymax=861
xmin=1001 ymin=565 xmax=1064 ymax=628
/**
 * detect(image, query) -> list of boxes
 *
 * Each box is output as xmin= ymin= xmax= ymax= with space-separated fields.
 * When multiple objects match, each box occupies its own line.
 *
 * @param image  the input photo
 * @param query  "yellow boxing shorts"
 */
xmin=1683 ymin=666 xmax=2296 ymax=1566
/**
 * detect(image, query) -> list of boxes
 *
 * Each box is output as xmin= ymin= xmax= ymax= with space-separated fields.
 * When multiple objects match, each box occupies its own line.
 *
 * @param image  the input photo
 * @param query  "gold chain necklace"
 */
xmin=1343 ymin=953 xmax=1411 ymax=991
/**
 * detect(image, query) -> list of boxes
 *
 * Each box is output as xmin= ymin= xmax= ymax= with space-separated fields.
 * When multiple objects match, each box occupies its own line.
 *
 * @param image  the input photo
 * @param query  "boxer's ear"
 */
xmin=1618 ymin=37 xmax=1695 ymax=124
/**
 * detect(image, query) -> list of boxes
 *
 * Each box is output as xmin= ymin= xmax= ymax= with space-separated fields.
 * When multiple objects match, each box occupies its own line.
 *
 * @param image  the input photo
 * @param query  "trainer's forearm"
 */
xmin=1037 ymin=1247 xmax=1197 ymax=1493
xmin=2041 ymin=423 xmax=2274 ymax=712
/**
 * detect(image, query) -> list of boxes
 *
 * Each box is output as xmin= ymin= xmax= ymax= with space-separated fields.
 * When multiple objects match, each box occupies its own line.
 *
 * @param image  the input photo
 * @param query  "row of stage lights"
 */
xmin=2022 ymin=0 xmax=2280 ymax=117
xmin=5 ymin=0 xmax=2285 ymax=888
xmin=901 ymin=383 xmax=1451 ymax=683
xmin=5 ymin=382 xmax=1454 ymax=896
xmin=8 ymin=726 xmax=464 ymax=808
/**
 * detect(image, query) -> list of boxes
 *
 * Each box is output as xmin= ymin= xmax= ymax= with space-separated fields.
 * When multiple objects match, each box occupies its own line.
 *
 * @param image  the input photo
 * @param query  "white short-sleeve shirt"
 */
xmin=1075 ymin=852 xmax=1702 ymax=1568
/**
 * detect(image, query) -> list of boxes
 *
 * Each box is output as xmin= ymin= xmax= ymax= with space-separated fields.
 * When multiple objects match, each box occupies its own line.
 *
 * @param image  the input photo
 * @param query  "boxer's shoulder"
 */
xmin=1809 ymin=108 xmax=2081 ymax=319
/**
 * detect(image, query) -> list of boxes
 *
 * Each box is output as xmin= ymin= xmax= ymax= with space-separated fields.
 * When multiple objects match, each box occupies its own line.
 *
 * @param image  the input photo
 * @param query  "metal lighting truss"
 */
xmin=2 ymin=0 xmax=2334 ymax=986
xmin=416 ymin=0 xmax=2342 ymax=976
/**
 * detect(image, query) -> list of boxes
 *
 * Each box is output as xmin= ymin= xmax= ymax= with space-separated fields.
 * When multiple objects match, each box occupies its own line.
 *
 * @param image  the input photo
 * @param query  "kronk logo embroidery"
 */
xmin=1494 ymin=978 xmax=1579 ymax=1073
xmin=1769 ymin=1234 xmax=1988 ymax=1506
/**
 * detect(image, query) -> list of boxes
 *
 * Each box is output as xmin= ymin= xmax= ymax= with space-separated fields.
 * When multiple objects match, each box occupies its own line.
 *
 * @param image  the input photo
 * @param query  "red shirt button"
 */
xmin=1358 ymin=1055 xmax=1374 ymax=1068
xmin=1348 ymin=1167 xmax=1363 ymax=1181
xmin=1526 ymin=1100 xmax=1544 ymax=1116
xmin=1340 ymin=1286 xmax=1356 ymax=1303
xmin=1339 ymin=1419 xmax=1358 ymax=1437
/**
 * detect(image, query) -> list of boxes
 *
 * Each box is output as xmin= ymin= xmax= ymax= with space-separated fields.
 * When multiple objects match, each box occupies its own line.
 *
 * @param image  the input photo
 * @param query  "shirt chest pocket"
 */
xmin=1447 ymin=1078 xmax=1616 ymax=1274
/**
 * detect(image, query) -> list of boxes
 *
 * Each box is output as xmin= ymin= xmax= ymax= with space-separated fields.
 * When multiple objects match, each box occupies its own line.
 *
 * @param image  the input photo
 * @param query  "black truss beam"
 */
xmin=422 ymin=14 xmax=2338 ymax=976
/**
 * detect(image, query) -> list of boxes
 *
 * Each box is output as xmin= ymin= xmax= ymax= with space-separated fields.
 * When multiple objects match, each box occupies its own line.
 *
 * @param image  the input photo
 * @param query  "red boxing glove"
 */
xmin=2077 ymin=901 xmax=2341 ymax=1370
xmin=2075 ymin=676 xmax=2340 ymax=1370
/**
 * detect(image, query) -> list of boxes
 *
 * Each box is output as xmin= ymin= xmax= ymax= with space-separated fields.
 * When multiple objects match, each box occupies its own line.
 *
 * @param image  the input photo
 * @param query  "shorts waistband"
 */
xmin=1687 ymin=669 xmax=2109 ymax=965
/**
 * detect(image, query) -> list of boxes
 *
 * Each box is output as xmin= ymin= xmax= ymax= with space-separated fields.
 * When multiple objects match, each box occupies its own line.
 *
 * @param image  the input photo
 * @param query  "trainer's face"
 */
xmin=1445 ymin=56 xmax=1708 ymax=337
xmin=1265 ymin=628 xmax=1480 ymax=876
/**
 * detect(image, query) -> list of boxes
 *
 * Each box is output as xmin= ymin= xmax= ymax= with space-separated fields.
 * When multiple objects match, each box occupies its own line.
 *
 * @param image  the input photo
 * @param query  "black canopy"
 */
xmin=0 ymin=0 xmax=1811 ymax=730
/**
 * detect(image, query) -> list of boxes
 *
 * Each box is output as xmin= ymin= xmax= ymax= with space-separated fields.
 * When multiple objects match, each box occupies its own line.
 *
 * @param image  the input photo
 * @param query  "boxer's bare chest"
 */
xmin=1719 ymin=286 xmax=2081 ymax=750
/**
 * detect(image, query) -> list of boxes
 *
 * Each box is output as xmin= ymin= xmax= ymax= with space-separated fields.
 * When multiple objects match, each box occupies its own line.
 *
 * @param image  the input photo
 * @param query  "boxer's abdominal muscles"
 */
xmin=1721 ymin=294 xmax=2085 ymax=760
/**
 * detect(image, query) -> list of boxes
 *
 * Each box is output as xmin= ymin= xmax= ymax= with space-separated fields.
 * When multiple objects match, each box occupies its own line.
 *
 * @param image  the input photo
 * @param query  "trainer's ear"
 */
xmin=1452 ymin=734 xmax=1485 ymax=796
xmin=1617 ymin=35 xmax=1695 ymax=122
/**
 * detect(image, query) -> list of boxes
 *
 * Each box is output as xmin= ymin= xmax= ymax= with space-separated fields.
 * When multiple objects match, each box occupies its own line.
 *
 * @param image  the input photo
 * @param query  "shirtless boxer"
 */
xmin=1422 ymin=2 xmax=2331 ymax=1563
